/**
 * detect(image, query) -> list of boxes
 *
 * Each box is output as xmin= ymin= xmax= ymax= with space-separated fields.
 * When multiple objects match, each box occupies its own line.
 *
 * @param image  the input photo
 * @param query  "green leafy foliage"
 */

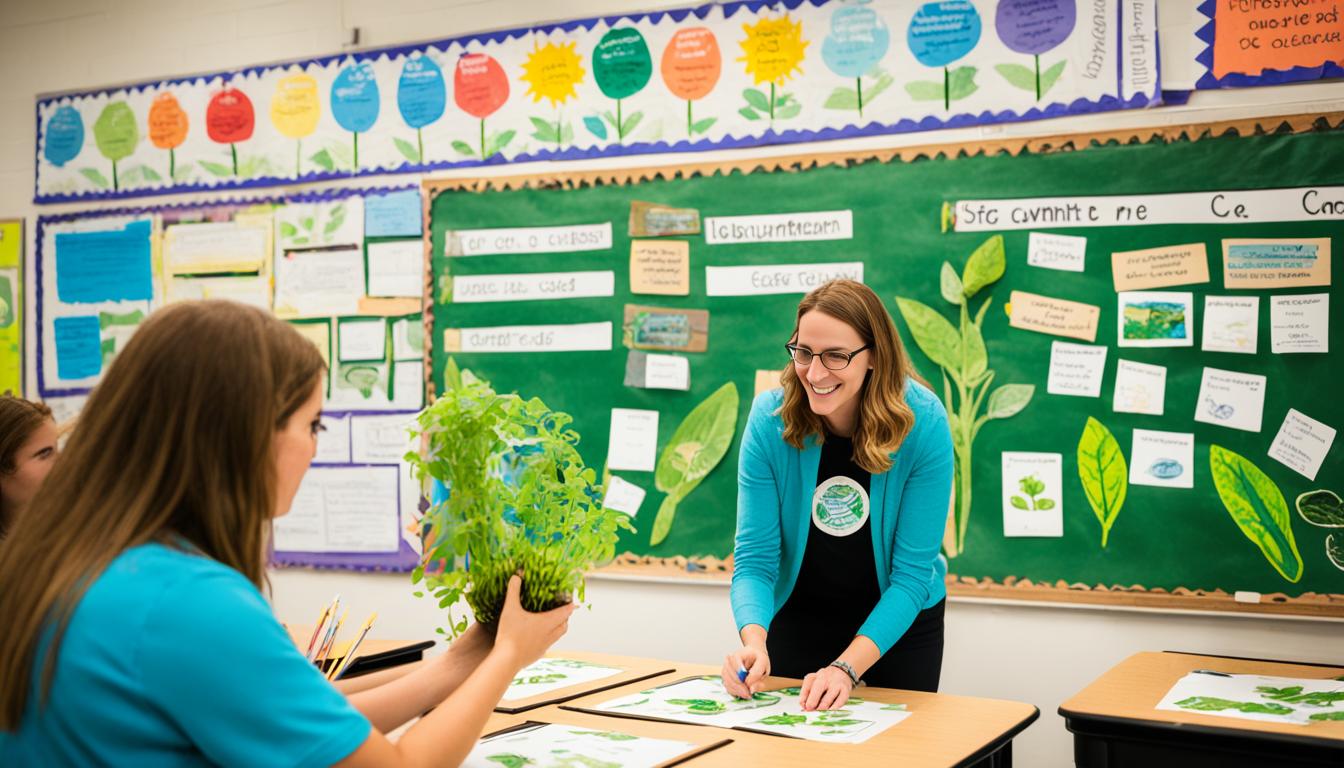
xmin=894 ymin=236 xmax=1032 ymax=557
xmin=408 ymin=362 xmax=635 ymax=636
xmin=485 ymin=129 xmax=517 ymax=157
xmin=757 ymin=713 xmax=807 ymax=726
xmin=395 ymin=137 xmax=421 ymax=162
xmin=529 ymin=116 xmax=573 ymax=145
xmin=690 ymin=117 xmax=717 ymax=135
xmin=1040 ymin=60 xmax=1066 ymax=95
xmin=77 ymin=168 xmax=110 ymax=188
xmin=1310 ymin=711 xmax=1344 ymax=721
xmin=198 ymin=160 xmax=233 ymax=178
xmin=1077 ymin=417 xmax=1127 ymax=547
xmin=995 ymin=63 xmax=1036 ymax=92
xmin=1175 ymin=697 xmax=1293 ymax=715
xmin=947 ymin=66 xmax=978 ymax=101
xmin=1209 ymin=445 xmax=1302 ymax=582
xmin=1255 ymin=686 xmax=1344 ymax=705
xmin=650 ymin=383 xmax=739 ymax=546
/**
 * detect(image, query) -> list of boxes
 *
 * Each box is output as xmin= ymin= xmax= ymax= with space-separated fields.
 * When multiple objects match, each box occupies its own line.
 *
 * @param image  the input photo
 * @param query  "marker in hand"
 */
xmin=737 ymin=663 xmax=748 ymax=683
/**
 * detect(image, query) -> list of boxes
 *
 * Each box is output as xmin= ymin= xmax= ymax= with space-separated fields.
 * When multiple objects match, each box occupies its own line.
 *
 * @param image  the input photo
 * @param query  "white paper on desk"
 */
xmin=1194 ymin=367 xmax=1267 ymax=433
xmin=366 ymin=240 xmax=424 ymax=298
xmin=1202 ymin=296 xmax=1259 ymax=354
xmin=350 ymin=413 xmax=416 ymax=464
xmin=314 ymin=414 xmax=351 ymax=464
xmin=1001 ymin=452 xmax=1063 ymax=537
xmin=339 ymin=318 xmax=387 ymax=362
xmin=273 ymin=466 xmax=399 ymax=552
xmin=591 ymin=677 xmax=910 ymax=744
xmin=390 ymin=360 xmax=425 ymax=410
xmin=1268 ymin=408 xmax=1337 ymax=481
xmin=1156 ymin=671 xmax=1344 ymax=725
xmin=602 ymin=476 xmax=647 ymax=517
xmin=163 ymin=220 xmax=268 ymax=274
xmin=1112 ymin=359 xmax=1166 ymax=416
xmin=607 ymin=409 xmax=658 ymax=472
xmin=500 ymin=658 xmax=625 ymax=703
xmin=274 ymin=248 xmax=365 ymax=317
xmin=1047 ymin=341 xmax=1107 ymax=398
xmin=1129 ymin=429 xmax=1195 ymax=489
xmin=463 ymin=723 xmax=698 ymax=768
xmin=1270 ymin=293 xmax=1329 ymax=354
xmin=1027 ymin=232 xmax=1086 ymax=272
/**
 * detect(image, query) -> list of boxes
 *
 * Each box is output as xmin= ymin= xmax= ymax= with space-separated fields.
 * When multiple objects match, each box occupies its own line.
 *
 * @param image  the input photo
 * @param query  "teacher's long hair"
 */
xmin=779 ymin=280 xmax=922 ymax=473
xmin=0 ymin=301 xmax=324 ymax=729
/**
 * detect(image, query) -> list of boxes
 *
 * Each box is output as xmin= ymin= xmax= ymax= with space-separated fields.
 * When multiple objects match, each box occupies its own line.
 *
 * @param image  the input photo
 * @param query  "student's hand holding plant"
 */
xmin=493 ymin=574 xmax=577 ymax=671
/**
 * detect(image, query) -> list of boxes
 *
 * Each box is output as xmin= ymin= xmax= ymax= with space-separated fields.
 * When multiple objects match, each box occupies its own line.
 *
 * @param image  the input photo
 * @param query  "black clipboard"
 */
xmin=336 ymin=639 xmax=436 ymax=678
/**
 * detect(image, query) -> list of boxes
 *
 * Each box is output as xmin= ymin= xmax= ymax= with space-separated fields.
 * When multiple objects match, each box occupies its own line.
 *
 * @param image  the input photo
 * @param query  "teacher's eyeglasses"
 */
xmin=785 ymin=343 xmax=870 ymax=371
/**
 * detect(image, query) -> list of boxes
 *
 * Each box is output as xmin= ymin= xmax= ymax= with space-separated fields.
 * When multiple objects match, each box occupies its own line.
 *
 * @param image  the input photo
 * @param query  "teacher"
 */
xmin=722 ymin=279 xmax=954 ymax=711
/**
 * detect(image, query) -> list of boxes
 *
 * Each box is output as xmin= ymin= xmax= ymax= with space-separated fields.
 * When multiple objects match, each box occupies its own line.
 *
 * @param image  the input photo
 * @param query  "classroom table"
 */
xmin=477 ymin=653 xmax=1039 ymax=768
xmin=1059 ymin=651 xmax=1344 ymax=767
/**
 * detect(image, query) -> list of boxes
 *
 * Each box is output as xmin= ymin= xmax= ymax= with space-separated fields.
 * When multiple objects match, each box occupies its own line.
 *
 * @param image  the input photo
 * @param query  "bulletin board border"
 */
xmin=424 ymin=109 xmax=1344 ymax=616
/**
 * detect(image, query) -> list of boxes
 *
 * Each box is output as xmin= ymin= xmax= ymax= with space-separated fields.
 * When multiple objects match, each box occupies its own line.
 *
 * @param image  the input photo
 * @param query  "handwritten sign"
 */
xmin=1223 ymin=238 xmax=1331 ymax=289
xmin=1111 ymin=242 xmax=1209 ymax=291
xmin=1210 ymin=0 xmax=1344 ymax=80
xmin=1008 ymin=290 xmax=1100 ymax=342
xmin=630 ymin=240 xmax=690 ymax=295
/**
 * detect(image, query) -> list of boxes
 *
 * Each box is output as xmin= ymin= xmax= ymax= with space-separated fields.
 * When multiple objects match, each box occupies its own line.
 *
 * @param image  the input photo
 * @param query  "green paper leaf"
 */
xmin=690 ymin=117 xmax=718 ymax=134
xmin=1040 ymin=60 xmax=1067 ymax=95
xmin=776 ymin=101 xmax=802 ymax=120
xmin=650 ymin=382 xmax=740 ymax=546
xmin=905 ymin=80 xmax=944 ymax=101
xmin=395 ymin=136 xmax=421 ymax=162
xmin=1296 ymin=489 xmax=1344 ymax=527
xmin=451 ymin=140 xmax=476 ymax=157
xmin=278 ymin=221 xmax=298 ymax=239
xmin=947 ymin=66 xmax=979 ymax=101
xmin=77 ymin=167 xmax=111 ymax=188
xmin=528 ymin=117 xmax=559 ymax=143
xmin=866 ymin=72 xmax=896 ymax=100
xmin=1329 ymin=533 xmax=1344 ymax=571
xmin=1176 ymin=697 xmax=1293 ymax=716
xmin=743 ymin=88 xmax=771 ymax=112
xmin=1209 ymin=444 xmax=1303 ymax=583
xmin=894 ymin=297 xmax=962 ymax=374
xmin=824 ymin=87 xmax=860 ymax=111
xmin=560 ymin=122 xmax=574 ymax=143
xmin=1310 ymin=710 xmax=1344 ymax=721
xmin=1010 ymin=496 xmax=1029 ymax=510
xmin=198 ymin=160 xmax=233 ymax=178
xmin=308 ymin=149 xmax=336 ymax=171
xmin=485 ymin=129 xmax=516 ymax=157
xmin=1078 ymin=417 xmax=1127 ymax=548
xmin=987 ymin=384 xmax=1034 ymax=420
xmin=963 ymin=319 xmax=987 ymax=382
xmin=1020 ymin=475 xmax=1045 ymax=497
xmin=962 ymin=235 xmax=1006 ymax=298
xmin=620 ymin=110 xmax=644 ymax=136
xmin=738 ymin=106 xmax=761 ymax=121
xmin=995 ymin=62 xmax=1036 ymax=92
xmin=1035 ymin=498 xmax=1056 ymax=510
xmin=940 ymin=262 xmax=964 ymax=305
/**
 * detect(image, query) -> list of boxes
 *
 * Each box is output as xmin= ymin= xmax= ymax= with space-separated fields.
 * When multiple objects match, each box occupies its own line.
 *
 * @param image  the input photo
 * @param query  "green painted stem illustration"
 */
xmin=1034 ymin=54 xmax=1041 ymax=100
xmin=943 ymin=66 xmax=949 ymax=111
xmin=687 ymin=99 xmax=693 ymax=136
xmin=479 ymin=120 xmax=486 ymax=160
xmin=896 ymin=236 xmax=1034 ymax=557
xmin=616 ymin=99 xmax=624 ymax=141
xmin=169 ymin=148 xmax=176 ymax=180
xmin=770 ymin=82 xmax=776 ymax=121
xmin=352 ymin=132 xmax=360 ymax=172
xmin=857 ymin=77 xmax=864 ymax=117
xmin=230 ymin=143 xmax=238 ymax=176
xmin=111 ymin=159 xmax=119 ymax=191
xmin=293 ymin=140 xmax=300 ymax=177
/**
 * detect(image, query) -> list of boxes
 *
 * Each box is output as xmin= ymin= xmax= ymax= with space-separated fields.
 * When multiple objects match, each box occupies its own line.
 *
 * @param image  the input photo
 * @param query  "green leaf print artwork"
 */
xmin=1209 ymin=445 xmax=1302 ymax=582
xmin=650 ymin=382 xmax=738 ymax=546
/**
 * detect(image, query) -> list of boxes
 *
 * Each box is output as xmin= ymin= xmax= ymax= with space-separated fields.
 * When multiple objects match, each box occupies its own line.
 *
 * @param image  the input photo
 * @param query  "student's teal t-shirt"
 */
xmin=0 ymin=543 xmax=370 ymax=766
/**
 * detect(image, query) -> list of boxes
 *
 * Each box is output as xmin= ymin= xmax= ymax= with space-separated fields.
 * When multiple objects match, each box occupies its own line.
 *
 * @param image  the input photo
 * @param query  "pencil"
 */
xmin=315 ymin=610 xmax=347 ymax=674
xmin=304 ymin=594 xmax=339 ymax=661
xmin=331 ymin=612 xmax=377 ymax=681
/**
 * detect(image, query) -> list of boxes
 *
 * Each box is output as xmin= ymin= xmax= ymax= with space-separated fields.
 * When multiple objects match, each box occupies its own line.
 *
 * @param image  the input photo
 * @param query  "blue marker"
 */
xmin=737 ymin=664 xmax=748 ymax=683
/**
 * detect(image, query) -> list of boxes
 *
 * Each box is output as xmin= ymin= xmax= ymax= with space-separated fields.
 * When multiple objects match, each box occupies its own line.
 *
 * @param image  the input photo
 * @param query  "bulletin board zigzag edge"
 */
xmin=422 ymin=110 xmax=1344 ymax=616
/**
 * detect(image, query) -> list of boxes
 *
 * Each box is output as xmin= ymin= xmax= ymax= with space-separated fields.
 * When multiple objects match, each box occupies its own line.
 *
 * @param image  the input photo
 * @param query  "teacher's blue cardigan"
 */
xmin=730 ymin=382 xmax=955 ymax=655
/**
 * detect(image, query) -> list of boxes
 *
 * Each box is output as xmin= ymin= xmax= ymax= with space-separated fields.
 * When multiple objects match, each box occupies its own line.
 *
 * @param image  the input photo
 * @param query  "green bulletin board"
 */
xmin=0 ymin=220 xmax=22 ymax=395
xmin=428 ymin=114 xmax=1344 ymax=616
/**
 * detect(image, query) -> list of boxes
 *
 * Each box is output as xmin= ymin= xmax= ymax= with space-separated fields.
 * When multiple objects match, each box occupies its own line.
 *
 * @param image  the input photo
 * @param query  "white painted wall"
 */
xmin=4 ymin=3 xmax=1342 ymax=766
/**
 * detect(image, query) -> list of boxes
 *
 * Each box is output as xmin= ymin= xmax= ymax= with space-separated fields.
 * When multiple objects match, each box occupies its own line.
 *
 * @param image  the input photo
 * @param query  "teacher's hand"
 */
xmin=721 ymin=642 xmax=770 ymax=699
xmin=799 ymin=665 xmax=854 ymax=711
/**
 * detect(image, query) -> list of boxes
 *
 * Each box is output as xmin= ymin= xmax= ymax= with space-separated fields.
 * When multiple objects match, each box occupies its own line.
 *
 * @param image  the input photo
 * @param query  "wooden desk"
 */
xmin=1060 ymin=651 xmax=1344 ymax=767
xmin=481 ymin=656 xmax=1038 ymax=768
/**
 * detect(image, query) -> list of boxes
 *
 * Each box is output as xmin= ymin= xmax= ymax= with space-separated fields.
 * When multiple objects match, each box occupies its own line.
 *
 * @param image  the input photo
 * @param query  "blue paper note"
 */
xmin=55 ymin=220 xmax=153 ymax=304
xmin=364 ymin=190 xmax=422 ymax=238
xmin=53 ymin=315 xmax=102 ymax=380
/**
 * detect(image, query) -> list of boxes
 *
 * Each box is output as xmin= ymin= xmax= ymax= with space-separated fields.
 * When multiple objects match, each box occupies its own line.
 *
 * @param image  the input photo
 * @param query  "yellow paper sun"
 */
xmin=520 ymin=41 xmax=586 ymax=107
xmin=738 ymin=15 xmax=808 ymax=86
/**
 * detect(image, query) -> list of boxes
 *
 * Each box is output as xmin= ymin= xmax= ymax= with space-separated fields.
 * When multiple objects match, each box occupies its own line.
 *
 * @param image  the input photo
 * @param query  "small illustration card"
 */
xmin=1270 ymin=293 xmax=1329 ymax=354
xmin=1047 ymin=341 xmax=1108 ymax=398
xmin=1112 ymin=359 xmax=1167 ymax=416
xmin=1268 ymin=408 xmax=1337 ymax=481
xmin=623 ymin=305 xmax=709 ymax=352
xmin=1129 ymin=429 xmax=1195 ymax=489
xmin=1201 ymin=296 xmax=1259 ymax=354
xmin=1111 ymin=242 xmax=1210 ymax=291
xmin=1001 ymin=452 xmax=1064 ymax=537
xmin=1118 ymin=291 xmax=1194 ymax=348
xmin=1028 ymin=232 xmax=1087 ymax=272
xmin=629 ymin=200 xmax=702 ymax=237
xmin=1194 ymin=367 xmax=1267 ymax=433
xmin=1222 ymin=238 xmax=1331 ymax=289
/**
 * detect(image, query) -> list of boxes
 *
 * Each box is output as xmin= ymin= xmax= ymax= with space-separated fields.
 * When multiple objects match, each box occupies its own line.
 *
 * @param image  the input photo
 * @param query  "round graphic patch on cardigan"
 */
xmin=811 ymin=476 xmax=870 ymax=537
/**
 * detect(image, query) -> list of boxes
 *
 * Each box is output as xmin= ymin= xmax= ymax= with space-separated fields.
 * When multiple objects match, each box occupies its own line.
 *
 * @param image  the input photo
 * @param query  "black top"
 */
xmin=768 ymin=432 xmax=880 ymax=679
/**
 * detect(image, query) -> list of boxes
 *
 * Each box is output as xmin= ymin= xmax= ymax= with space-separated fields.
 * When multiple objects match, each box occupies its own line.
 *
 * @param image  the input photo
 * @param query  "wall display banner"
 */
xmin=1195 ymin=0 xmax=1344 ymax=89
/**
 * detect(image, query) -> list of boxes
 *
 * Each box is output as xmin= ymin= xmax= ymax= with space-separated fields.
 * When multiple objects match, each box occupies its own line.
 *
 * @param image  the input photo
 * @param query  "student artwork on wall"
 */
xmin=36 ymin=185 xmax=428 ymax=572
xmin=0 ymin=220 xmax=24 ymax=394
xmin=33 ymin=0 xmax=1160 ymax=203
xmin=1195 ymin=0 xmax=1344 ymax=89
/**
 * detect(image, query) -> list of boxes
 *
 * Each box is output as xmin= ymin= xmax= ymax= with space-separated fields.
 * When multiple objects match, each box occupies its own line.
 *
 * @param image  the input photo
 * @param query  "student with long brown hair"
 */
xmin=0 ymin=300 xmax=575 ymax=767
xmin=0 ymin=395 xmax=59 ymax=538
xmin=721 ymin=280 xmax=954 ymax=711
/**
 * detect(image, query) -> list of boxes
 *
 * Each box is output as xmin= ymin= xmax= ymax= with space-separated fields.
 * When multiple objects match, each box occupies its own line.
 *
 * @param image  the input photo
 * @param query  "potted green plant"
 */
xmin=408 ymin=360 xmax=635 ymax=636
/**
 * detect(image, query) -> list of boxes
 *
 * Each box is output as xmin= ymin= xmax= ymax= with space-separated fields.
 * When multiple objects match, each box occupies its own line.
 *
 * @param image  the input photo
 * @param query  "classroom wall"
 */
xmin=3 ymin=3 xmax=1342 ymax=767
